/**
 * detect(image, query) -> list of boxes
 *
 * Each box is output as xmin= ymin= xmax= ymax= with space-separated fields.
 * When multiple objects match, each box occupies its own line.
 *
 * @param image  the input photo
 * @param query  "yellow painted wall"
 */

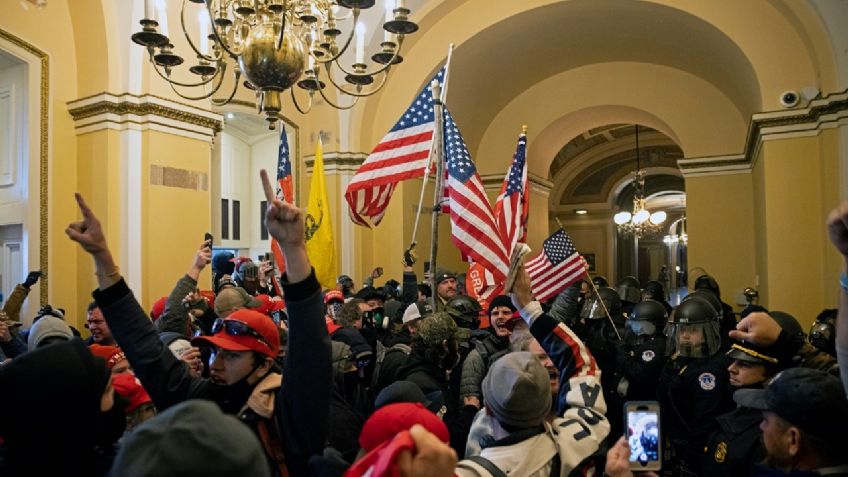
xmin=819 ymin=128 xmax=843 ymax=310
xmin=686 ymin=172 xmax=756 ymax=312
xmin=753 ymin=135 xmax=835 ymax=327
xmin=143 ymin=131 xmax=212 ymax=308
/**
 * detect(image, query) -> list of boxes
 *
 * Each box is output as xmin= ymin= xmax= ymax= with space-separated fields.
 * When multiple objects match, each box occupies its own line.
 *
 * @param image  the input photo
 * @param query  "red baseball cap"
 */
xmin=89 ymin=344 xmax=127 ymax=370
xmin=192 ymin=309 xmax=280 ymax=358
xmin=324 ymin=290 xmax=344 ymax=304
xmin=111 ymin=373 xmax=153 ymax=413
xmin=150 ymin=296 xmax=168 ymax=321
xmin=358 ymin=402 xmax=449 ymax=452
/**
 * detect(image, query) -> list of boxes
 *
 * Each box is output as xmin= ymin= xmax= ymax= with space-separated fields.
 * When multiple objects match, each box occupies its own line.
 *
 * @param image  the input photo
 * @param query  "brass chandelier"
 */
xmin=613 ymin=125 xmax=667 ymax=238
xmin=132 ymin=0 xmax=419 ymax=129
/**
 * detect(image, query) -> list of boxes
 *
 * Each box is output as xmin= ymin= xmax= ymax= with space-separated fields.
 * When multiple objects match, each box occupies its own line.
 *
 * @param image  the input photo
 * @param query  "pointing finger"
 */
xmin=260 ymin=169 xmax=276 ymax=204
xmin=75 ymin=193 xmax=93 ymax=218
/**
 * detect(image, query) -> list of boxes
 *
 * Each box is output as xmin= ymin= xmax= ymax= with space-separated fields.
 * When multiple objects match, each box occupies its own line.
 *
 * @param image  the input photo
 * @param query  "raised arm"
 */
xmin=827 ymin=202 xmax=848 ymax=395
xmin=156 ymin=241 xmax=212 ymax=336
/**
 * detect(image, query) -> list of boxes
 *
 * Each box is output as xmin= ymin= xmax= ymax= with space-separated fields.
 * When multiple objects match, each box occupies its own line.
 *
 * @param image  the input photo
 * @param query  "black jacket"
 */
xmin=703 ymin=404 xmax=764 ymax=477
xmin=94 ymin=271 xmax=331 ymax=477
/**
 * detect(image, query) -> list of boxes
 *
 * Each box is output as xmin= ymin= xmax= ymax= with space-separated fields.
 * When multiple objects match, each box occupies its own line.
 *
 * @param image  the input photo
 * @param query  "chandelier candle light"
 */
xmin=132 ymin=0 xmax=419 ymax=129
xmin=613 ymin=125 xmax=667 ymax=237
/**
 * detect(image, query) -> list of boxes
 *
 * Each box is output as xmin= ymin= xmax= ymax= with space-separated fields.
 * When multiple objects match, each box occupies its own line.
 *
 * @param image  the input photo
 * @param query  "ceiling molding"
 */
xmin=679 ymin=89 xmax=848 ymax=177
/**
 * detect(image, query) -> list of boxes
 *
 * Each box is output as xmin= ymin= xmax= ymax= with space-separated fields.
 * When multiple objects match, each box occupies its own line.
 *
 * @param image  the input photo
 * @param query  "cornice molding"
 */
xmin=67 ymin=92 xmax=223 ymax=142
xmin=680 ymin=90 xmax=848 ymax=177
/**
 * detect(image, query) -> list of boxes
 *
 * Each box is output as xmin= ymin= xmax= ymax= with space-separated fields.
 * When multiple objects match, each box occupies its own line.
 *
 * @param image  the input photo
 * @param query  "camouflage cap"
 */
xmin=415 ymin=312 xmax=458 ymax=346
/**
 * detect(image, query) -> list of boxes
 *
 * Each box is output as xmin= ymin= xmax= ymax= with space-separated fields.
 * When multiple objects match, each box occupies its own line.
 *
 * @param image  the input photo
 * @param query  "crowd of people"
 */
xmin=0 ymin=171 xmax=847 ymax=477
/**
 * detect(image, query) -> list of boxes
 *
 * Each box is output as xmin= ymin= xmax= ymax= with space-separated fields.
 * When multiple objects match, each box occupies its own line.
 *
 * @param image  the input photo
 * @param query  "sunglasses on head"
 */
xmin=211 ymin=318 xmax=271 ymax=350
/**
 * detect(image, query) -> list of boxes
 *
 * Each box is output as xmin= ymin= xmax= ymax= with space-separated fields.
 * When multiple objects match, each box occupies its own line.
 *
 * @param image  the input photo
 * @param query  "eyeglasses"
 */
xmin=211 ymin=318 xmax=271 ymax=350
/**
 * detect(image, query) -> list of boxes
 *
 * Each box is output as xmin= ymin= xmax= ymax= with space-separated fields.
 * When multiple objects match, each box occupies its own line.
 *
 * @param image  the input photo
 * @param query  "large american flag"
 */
xmin=526 ymin=228 xmax=585 ymax=302
xmin=494 ymin=132 xmax=528 ymax=257
xmin=270 ymin=126 xmax=293 ymax=273
xmin=344 ymin=67 xmax=446 ymax=227
xmin=443 ymin=108 xmax=510 ymax=284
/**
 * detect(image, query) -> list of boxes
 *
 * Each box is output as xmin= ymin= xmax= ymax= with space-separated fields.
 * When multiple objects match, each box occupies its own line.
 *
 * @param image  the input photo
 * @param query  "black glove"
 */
xmin=23 ymin=271 xmax=43 ymax=288
xmin=402 ymin=244 xmax=417 ymax=267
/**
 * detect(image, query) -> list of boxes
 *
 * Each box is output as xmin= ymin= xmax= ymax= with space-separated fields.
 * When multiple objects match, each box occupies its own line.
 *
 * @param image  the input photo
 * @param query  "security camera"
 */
xmin=780 ymin=91 xmax=800 ymax=108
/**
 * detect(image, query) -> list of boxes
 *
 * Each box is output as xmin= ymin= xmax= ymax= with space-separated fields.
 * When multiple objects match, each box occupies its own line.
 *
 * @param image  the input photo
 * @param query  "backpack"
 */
xmin=371 ymin=341 xmax=412 ymax=388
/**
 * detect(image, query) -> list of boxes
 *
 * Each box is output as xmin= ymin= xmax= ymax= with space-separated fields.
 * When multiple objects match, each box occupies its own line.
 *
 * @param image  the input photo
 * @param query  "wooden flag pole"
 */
xmin=554 ymin=217 xmax=622 ymax=340
xmin=428 ymin=79 xmax=445 ymax=310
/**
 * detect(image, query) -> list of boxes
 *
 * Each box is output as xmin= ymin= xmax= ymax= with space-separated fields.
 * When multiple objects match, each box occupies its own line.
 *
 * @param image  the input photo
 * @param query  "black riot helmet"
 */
xmin=694 ymin=274 xmax=721 ymax=299
xmin=808 ymin=309 xmax=836 ymax=355
xmin=643 ymin=280 xmax=666 ymax=301
xmin=666 ymin=296 xmax=721 ymax=358
xmin=550 ymin=283 xmax=583 ymax=325
xmin=626 ymin=299 xmax=668 ymax=344
xmin=683 ymin=290 xmax=723 ymax=322
xmin=592 ymin=275 xmax=609 ymax=288
xmin=616 ymin=276 xmax=641 ymax=304
xmin=581 ymin=286 xmax=622 ymax=320
xmin=446 ymin=295 xmax=482 ymax=330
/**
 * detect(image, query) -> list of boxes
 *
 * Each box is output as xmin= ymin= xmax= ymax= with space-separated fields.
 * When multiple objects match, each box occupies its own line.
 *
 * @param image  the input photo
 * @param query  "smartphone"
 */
xmin=624 ymin=401 xmax=662 ymax=471
xmin=204 ymin=232 xmax=213 ymax=247
xmin=423 ymin=261 xmax=431 ymax=274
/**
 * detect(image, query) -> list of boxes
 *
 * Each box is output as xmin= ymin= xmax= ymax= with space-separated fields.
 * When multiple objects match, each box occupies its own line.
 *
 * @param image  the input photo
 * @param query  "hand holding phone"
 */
xmin=204 ymin=232 xmax=213 ymax=248
xmin=624 ymin=401 xmax=661 ymax=471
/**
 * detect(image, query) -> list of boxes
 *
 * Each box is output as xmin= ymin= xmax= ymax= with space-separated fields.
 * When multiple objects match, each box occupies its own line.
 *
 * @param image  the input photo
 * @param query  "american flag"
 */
xmin=494 ymin=132 xmax=529 ymax=257
xmin=344 ymin=67 xmax=446 ymax=227
xmin=443 ymin=108 xmax=510 ymax=283
xmin=270 ymin=126 xmax=293 ymax=273
xmin=526 ymin=229 xmax=585 ymax=302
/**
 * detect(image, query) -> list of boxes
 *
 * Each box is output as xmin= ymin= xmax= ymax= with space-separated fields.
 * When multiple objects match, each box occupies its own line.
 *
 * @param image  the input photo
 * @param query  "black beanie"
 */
xmin=488 ymin=295 xmax=516 ymax=316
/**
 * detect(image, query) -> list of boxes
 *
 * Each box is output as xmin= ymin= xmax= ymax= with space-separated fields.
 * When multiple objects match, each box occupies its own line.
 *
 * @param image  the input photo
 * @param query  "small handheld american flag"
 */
xmin=525 ymin=228 xmax=586 ymax=302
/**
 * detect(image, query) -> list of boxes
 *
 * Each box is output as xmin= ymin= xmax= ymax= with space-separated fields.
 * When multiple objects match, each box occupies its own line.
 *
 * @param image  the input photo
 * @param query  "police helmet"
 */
xmin=550 ymin=283 xmax=583 ymax=325
xmin=625 ymin=299 xmax=667 ymax=342
xmin=694 ymin=274 xmax=721 ymax=298
xmin=592 ymin=275 xmax=609 ymax=288
xmin=643 ymin=280 xmax=666 ymax=301
xmin=809 ymin=310 xmax=836 ymax=355
xmin=666 ymin=296 xmax=721 ymax=358
xmin=581 ymin=286 xmax=622 ymax=320
xmin=683 ymin=290 xmax=723 ymax=321
xmin=769 ymin=311 xmax=804 ymax=341
xmin=446 ymin=295 xmax=482 ymax=330
xmin=616 ymin=276 xmax=642 ymax=304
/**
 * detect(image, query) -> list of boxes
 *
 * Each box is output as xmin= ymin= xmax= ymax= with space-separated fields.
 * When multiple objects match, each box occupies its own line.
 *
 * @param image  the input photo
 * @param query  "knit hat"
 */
xmin=374 ymin=380 xmax=444 ymax=414
xmin=113 ymin=399 xmax=270 ymax=477
xmin=482 ymin=351 xmax=551 ymax=429
xmin=27 ymin=316 xmax=73 ymax=351
xmin=111 ymin=373 xmax=153 ymax=413
xmin=358 ymin=402 xmax=450 ymax=452
xmin=213 ymin=287 xmax=262 ymax=315
xmin=192 ymin=309 xmax=280 ymax=358
xmin=160 ymin=332 xmax=192 ymax=359
xmin=433 ymin=268 xmax=455 ymax=285
xmin=88 ymin=344 xmax=127 ymax=370
xmin=414 ymin=312 xmax=458 ymax=346
xmin=488 ymin=295 xmax=517 ymax=316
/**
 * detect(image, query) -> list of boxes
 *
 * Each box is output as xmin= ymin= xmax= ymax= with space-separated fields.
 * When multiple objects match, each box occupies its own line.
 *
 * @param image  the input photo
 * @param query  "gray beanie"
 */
xmin=113 ymin=399 xmax=270 ymax=477
xmin=27 ymin=316 xmax=73 ymax=351
xmin=482 ymin=351 xmax=551 ymax=429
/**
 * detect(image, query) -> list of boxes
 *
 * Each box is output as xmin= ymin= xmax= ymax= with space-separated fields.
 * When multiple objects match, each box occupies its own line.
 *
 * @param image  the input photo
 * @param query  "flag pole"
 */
xmin=409 ymin=44 xmax=454 ymax=251
xmin=554 ymin=217 xmax=622 ymax=340
xmin=428 ymin=79 xmax=445 ymax=310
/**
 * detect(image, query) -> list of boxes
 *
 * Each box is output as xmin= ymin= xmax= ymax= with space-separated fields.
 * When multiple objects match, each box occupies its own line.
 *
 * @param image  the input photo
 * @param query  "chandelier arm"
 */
xmin=289 ymin=87 xmax=314 ymax=114
xmin=316 ymin=82 xmax=360 ymax=110
xmin=180 ymin=0 xmax=221 ymax=63
xmin=166 ymin=62 xmax=229 ymax=100
xmin=149 ymin=54 xmax=222 ymax=87
xmin=211 ymin=69 xmax=241 ymax=105
xmin=321 ymin=63 xmax=390 ymax=98
xmin=331 ymin=34 xmax=405 ymax=78
xmin=205 ymin=0 xmax=243 ymax=58
xmin=313 ymin=8 xmax=359 ymax=64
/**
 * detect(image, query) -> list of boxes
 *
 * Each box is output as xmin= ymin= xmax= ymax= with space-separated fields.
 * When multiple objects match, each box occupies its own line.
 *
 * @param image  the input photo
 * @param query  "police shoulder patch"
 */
xmin=698 ymin=372 xmax=716 ymax=391
xmin=641 ymin=350 xmax=655 ymax=362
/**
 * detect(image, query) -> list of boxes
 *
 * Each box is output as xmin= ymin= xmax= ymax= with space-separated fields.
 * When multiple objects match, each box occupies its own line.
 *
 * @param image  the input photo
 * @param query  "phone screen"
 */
xmin=626 ymin=407 xmax=660 ymax=469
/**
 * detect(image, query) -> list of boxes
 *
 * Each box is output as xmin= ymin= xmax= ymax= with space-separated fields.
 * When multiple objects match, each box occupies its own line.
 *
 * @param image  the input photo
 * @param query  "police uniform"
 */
xmin=658 ymin=353 xmax=734 ymax=473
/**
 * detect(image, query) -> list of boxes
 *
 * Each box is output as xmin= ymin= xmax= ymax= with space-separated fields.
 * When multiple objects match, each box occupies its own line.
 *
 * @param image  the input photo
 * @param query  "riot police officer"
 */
xmin=607 ymin=299 xmax=668 ymax=444
xmin=643 ymin=280 xmax=672 ymax=314
xmin=694 ymin=274 xmax=737 ymax=341
xmin=658 ymin=296 xmax=734 ymax=475
xmin=809 ymin=309 xmax=837 ymax=357
xmin=616 ymin=276 xmax=641 ymax=316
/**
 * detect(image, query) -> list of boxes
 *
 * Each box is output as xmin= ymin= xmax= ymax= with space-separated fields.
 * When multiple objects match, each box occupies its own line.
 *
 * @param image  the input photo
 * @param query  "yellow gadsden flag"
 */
xmin=304 ymin=139 xmax=337 ymax=289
